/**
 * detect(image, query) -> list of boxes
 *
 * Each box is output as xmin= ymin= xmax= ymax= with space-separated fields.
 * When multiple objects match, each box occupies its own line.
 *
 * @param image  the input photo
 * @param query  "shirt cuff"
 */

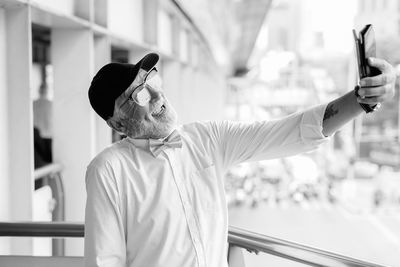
xmin=300 ymin=103 xmax=331 ymax=145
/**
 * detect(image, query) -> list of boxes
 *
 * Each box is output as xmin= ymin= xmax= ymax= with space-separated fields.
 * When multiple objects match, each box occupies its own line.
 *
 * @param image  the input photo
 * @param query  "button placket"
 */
xmin=165 ymin=151 xmax=206 ymax=267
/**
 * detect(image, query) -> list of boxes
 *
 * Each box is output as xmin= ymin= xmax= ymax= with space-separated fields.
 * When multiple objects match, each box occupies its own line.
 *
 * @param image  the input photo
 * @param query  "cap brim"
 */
xmin=139 ymin=53 xmax=159 ymax=71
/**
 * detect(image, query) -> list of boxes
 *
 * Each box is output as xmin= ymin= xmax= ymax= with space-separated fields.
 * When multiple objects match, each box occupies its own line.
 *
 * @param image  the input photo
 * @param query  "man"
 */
xmin=85 ymin=53 xmax=396 ymax=267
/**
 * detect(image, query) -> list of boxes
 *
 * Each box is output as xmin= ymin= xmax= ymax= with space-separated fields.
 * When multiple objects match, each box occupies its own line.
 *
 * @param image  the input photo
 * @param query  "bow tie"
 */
xmin=148 ymin=130 xmax=182 ymax=157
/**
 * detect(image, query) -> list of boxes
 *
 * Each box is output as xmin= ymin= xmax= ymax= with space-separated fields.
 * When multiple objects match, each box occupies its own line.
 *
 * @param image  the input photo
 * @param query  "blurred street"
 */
xmin=229 ymin=200 xmax=400 ymax=266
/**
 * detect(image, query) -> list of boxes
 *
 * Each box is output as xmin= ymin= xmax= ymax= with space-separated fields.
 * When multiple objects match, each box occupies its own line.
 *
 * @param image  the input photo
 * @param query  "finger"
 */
xmin=358 ymin=85 xmax=389 ymax=97
xmin=367 ymin=57 xmax=392 ymax=72
xmin=357 ymin=95 xmax=385 ymax=104
xmin=360 ymin=73 xmax=394 ymax=87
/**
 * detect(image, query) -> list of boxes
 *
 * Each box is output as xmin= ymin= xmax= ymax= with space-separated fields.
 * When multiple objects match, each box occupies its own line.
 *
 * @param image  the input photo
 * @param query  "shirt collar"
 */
xmin=126 ymin=137 xmax=149 ymax=150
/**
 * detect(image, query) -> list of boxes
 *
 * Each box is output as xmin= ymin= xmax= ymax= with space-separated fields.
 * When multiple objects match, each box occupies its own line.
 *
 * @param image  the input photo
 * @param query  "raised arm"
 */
xmin=322 ymin=57 xmax=396 ymax=137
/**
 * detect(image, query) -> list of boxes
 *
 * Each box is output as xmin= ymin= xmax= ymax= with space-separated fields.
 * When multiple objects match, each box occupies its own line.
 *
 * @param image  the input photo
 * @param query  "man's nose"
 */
xmin=149 ymin=87 xmax=163 ymax=102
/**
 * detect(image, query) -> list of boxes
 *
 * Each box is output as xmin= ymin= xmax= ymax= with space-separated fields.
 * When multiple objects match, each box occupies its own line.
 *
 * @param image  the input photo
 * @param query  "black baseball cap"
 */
xmin=88 ymin=53 xmax=159 ymax=120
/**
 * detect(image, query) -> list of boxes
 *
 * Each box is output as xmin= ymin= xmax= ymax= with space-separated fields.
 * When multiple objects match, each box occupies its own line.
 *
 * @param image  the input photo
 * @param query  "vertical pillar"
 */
xmin=143 ymin=0 xmax=158 ymax=45
xmin=162 ymin=60 xmax=182 ymax=123
xmin=6 ymin=5 xmax=34 ymax=254
xmin=0 ymin=7 xmax=10 ymax=255
xmin=171 ymin=15 xmax=181 ymax=56
xmin=94 ymin=0 xmax=108 ymax=27
xmin=179 ymin=65 xmax=192 ymax=123
xmin=93 ymin=35 xmax=112 ymax=153
xmin=51 ymin=28 xmax=94 ymax=256
xmin=75 ymin=0 xmax=93 ymax=21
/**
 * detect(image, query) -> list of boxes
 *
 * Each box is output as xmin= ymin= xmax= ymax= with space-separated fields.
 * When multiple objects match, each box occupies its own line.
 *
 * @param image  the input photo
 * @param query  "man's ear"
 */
xmin=106 ymin=117 xmax=126 ymax=133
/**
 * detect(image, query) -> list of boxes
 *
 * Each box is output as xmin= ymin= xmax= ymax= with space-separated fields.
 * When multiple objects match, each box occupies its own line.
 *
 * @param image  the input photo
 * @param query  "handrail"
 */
xmin=34 ymin=163 xmax=63 ymax=180
xmin=0 ymin=222 xmax=83 ymax=238
xmin=0 ymin=222 xmax=390 ymax=267
xmin=228 ymin=226 xmax=389 ymax=267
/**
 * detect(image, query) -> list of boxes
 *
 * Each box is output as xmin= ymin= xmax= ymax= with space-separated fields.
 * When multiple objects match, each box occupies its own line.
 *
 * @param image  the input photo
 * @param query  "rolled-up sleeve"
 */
xmin=84 ymin=160 xmax=126 ymax=267
xmin=211 ymin=104 xmax=330 ymax=170
xmin=300 ymin=103 xmax=330 ymax=145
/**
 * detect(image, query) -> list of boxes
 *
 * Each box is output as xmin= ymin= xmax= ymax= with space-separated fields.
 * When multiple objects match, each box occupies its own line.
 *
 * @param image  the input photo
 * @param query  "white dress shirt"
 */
xmin=84 ymin=104 xmax=330 ymax=267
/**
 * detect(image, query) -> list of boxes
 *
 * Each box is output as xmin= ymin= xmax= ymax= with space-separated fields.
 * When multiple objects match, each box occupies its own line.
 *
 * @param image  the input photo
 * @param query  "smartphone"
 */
xmin=353 ymin=24 xmax=381 ymax=78
xmin=353 ymin=24 xmax=381 ymax=113
xmin=361 ymin=25 xmax=381 ymax=77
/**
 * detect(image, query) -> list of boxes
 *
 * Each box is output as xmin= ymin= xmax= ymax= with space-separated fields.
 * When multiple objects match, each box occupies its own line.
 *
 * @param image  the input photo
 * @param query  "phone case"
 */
xmin=353 ymin=24 xmax=381 ymax=113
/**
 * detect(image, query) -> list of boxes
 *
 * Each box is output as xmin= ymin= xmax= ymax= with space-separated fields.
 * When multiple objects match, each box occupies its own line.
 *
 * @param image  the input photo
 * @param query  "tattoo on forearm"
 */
xmin=323 ymin=103 xmax=339 ymax=121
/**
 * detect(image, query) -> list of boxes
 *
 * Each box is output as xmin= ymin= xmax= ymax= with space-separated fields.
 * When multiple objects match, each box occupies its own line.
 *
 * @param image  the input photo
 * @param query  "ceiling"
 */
xmin=231 ymin=0 xmax=273 ymax=76
xmin=176 ymin=0 xmax=273 ymax=76
xmin=31 ymin=0 xmax=273 ymax=75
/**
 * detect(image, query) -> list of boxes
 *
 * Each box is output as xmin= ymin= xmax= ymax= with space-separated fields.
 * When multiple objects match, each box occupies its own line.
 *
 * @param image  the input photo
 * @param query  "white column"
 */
xmin=51 ymin=28 xmax=94 ymax=256
xmin=143 ymin=0 xmax=158 ymax=45
xmin=179 ymin=64 xmax=194 ymax=123
xmin=75 ymin=0 xmax=92 ymax=21
xmin=5 ymin=5 xmax=34 ymax=254
xmin=94 ymin=0 xmax=108 ymax=27
xmin=0 ymin=7 xmax=10 ymax=255
xmin=93 ymin=35 xmax=112 ymax=154
xmin=162 ymin=60 xmax=183 ymax=123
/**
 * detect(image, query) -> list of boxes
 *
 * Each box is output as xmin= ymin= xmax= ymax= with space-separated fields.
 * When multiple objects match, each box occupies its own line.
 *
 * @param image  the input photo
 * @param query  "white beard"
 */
xmin=123 ymin=105 xmax=178 ymax=139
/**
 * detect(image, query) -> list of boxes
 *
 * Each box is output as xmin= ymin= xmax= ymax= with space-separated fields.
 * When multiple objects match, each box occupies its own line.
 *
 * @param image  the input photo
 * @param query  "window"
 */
xmin=157 ymin=10 xmax=173 ymax=54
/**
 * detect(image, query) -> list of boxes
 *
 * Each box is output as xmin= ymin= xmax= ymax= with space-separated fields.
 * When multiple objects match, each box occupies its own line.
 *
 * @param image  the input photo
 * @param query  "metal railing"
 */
xmin=0 ymin=222 xmax=390 ymax=267
xmin=228 ymin=226 xmax=389 ymax=267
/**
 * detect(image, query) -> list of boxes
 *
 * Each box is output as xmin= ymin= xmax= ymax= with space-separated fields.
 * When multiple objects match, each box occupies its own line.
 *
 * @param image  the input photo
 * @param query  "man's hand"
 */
xmin=357 ymin=57 xmax=396 ymax=105
xmin=322 ymin=57 xmax=397 ymax=137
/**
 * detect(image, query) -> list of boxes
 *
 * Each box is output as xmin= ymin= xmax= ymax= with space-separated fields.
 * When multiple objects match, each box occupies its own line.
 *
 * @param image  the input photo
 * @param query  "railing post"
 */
xmin=227 ymin=244 xmax=246 ymax=267
xmin=34 ymin=163 xmax=65 ymax=256
xmin=49 ymin=172 xmax=65 ymax=256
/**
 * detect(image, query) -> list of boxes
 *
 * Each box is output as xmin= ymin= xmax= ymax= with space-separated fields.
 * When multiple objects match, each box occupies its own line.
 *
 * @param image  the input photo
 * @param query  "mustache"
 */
xmin=150 ymin=100 xmax=165 ymax=111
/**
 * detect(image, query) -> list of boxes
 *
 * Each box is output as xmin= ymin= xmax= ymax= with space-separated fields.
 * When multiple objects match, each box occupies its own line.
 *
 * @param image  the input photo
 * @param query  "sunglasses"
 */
xmin=126 ymin=68 xmax=162 ymax=106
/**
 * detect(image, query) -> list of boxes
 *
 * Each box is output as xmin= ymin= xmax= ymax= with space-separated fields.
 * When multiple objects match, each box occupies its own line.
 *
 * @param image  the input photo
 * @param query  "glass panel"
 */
xmin=226 ymin=1 xmax=400 ymax=266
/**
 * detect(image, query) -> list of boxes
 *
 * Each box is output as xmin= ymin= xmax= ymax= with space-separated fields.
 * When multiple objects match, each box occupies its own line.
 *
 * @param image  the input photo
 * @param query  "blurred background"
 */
xmin=0 ymin=0 xmax=399 ymax=266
